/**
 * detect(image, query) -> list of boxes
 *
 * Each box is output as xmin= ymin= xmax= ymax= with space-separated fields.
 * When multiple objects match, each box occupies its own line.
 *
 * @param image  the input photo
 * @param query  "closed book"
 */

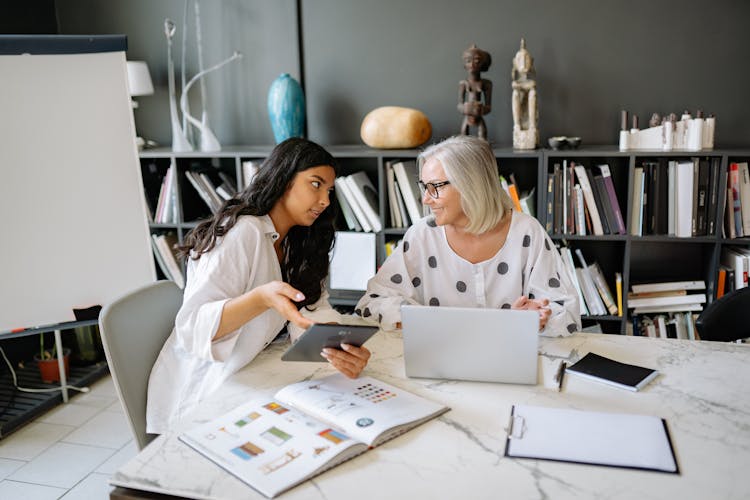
xmin=507 ymin=173 xmax=523 ymax=212
xmin=738 ymin=162 xmax=750 ymax=236
xmin=652 ymin=160 xmax=669 ymax=235
xmin=587 ymin=167 xmax=611 ymax=234
xmin=632 ymin=303 xmax=704 ymax=314
xmin=335 ymin=177 xmax=371 ymax=232
xmin=335 ymin=185 xmax=362 ymax=231
xmin=589 ymin=262 xmax=618 ymax=315
xmin=630 ymin=280 xmax=706 ymax=293
xmin=573 ymin=164 xmax=604 ymax=235
xmin=725 ymin=184 xmax=736 ymax=239
xmin=560 ymin=246 xmax=589 ymax=316
xmin=729 ymin=163 xmax=743 ymax=237
xmin=345 ymin=171 xmax=382 ymax=232
xmin=716 ymin=266 xmax=727 ymax=299
xmin=706 ymin=157 xmax=721 ymax=236
xmin=392 ymin=160 xmax=423 ymax=225
xmin=544 ymin=168 xmax=555 ymax=230
xmin=695 ymin=159 xmax=710 ymax=236
xmin=592 ymin=170 xmax=617 ymax=235
xmin=385 ymin=162 xmax=402 ymax=228
xmin=675 ymin=161 xmax=694 ymax=237
xmin=553 ymin=164 xmax=563 ymax=234
xmin=627 ymin=293 xmax=706 ymax=309
xmin=667 ymin=161 xmax=676 ymax=235
xmin=566 ymin=352 xmax=659 ymax=392
xmin=630 ymin=166 xmax=644 ymax=236
xmin=691 ymin=158 xmax=700 ymax=236
xmin=642 ymin=162 xmax=654 ymax=235
xmin=596 ymin=164 xmax=626 ymax=234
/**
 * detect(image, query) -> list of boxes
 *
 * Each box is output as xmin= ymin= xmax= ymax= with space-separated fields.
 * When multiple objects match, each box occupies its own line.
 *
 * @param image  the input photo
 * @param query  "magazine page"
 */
xmin=180 ymin=398 xmax=367 ymax=498
xmin=275 ymin=374 xmax=449 ymax=446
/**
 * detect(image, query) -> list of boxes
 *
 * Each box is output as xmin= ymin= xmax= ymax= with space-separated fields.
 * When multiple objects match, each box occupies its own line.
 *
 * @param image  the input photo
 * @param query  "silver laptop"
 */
xmin=401 ymin=305 xmax=539 ymax=384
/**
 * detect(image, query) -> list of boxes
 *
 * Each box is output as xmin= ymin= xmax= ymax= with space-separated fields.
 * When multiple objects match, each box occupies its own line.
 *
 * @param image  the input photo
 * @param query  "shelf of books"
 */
xmin=139 ymin=146 xmax=749 ymax=334
xmin=543 ymin=148 xmax=750 ymax=338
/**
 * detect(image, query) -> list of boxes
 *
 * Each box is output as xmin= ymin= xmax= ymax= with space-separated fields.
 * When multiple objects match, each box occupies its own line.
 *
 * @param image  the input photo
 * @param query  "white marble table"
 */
xmin=111 ymin=332 xmax=750 ymax=500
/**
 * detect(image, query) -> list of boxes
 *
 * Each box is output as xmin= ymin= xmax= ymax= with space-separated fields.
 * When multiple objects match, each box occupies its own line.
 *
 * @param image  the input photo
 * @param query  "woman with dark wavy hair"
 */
xmin=147 ymin=138 xmax=371 ymax=434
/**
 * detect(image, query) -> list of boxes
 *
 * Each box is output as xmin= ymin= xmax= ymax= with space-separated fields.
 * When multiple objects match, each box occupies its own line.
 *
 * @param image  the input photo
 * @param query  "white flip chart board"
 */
xmin=0 ymin=36 xmax=155 ymax=333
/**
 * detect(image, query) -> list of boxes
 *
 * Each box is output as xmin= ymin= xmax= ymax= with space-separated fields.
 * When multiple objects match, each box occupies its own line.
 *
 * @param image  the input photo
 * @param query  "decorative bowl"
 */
xmin=548 ymin=136 xmax=567 ymax=150
xmin=566 ymin=136 xmax=582 ymax=148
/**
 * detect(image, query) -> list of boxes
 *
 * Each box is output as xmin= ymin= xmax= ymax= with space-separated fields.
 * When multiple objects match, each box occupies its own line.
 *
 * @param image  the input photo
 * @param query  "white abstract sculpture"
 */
xmin=180 ymin=51 xmax=243 ymax=152
xmin=165 ymin=18 xmax=193 ymax=152
xmin=165 ymin=1 xmax=242 ymax=153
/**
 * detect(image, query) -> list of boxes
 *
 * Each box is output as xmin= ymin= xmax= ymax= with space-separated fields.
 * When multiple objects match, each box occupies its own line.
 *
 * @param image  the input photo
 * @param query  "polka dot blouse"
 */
xmin=355 ymin=211 xmax=581 ymax=336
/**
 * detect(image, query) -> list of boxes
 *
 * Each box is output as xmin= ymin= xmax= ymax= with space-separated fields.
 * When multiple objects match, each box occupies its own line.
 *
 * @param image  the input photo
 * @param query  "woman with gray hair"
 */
xmin=356 ymin=135 xmax=580 ymax=335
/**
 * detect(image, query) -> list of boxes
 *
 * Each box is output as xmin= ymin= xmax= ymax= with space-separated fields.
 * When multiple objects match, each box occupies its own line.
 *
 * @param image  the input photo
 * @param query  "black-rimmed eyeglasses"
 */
xmin=417 ymin=180 xmax=451 ymax=199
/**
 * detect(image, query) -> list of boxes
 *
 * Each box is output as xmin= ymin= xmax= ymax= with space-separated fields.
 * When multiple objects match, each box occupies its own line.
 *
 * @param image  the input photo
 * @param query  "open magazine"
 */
xmin=180 ymin=374 xmax=449 ymax=498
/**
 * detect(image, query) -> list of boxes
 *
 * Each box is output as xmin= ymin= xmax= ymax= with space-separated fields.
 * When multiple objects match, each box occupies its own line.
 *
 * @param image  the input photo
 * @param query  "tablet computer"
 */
xmin=281 ymin=323 xmax=378 ymax=362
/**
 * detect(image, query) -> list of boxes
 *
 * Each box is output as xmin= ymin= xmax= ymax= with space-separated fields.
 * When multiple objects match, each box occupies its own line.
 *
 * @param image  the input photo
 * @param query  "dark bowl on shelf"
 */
xmin=548 ymin=137 xmax=567 ymax=150
xmin=566 ymin=136 xmax=582 ymax=148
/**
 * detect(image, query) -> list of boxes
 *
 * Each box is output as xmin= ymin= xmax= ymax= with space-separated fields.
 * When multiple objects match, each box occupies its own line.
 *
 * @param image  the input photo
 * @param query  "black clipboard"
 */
xmin=280 ymin=323 xmax=378 ymax=362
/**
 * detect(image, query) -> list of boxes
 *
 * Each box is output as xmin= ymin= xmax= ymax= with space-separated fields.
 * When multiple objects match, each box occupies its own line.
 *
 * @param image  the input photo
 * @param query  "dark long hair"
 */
xmin=179 ymin=138 xmax=338 ymax=308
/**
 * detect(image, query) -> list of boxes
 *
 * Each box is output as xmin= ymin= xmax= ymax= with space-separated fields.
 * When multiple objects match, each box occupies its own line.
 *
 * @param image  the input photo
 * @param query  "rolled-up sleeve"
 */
xmin=174 ymin=223 xmax=260 ymax=362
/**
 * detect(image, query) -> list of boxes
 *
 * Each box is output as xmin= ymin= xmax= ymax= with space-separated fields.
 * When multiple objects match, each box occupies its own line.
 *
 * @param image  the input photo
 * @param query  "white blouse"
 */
xmin=146 ymin=215 xmax=336 ymax=434
xmin=355 ymin=211 xmax=581 ymax=336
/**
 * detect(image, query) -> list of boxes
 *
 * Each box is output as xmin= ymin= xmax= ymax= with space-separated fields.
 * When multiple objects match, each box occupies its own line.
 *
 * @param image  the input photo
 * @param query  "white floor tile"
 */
xmin=106 ymin=399 xmax=124 ymax=414
xmin=61 ymin=410 xmax=131 ymax=449
xmin=0 ymin=422 xmax=74 ymax=461
xmin=0 ymin=479 xmax=66 ymax=500
xmin=0 ymin=457 xmax=24 ymax=480
xmin=95 ymin=440 xmax=137 ymax=475
xmin=86 ymin=376 xmax=116 ymax=398
xmin=8 ymin=442 xmax=114 ymax=489
xmin=37 ymin=401 xmax=103 ymax=427
xmin=60 ymin=472 xmax=114 ymax=500
xmin=69 ymin=392 xmax=117 ymax=410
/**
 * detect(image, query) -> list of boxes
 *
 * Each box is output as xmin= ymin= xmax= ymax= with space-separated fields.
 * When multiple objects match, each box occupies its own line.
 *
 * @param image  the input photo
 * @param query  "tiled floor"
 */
xmin=0 ymin=375 xmax=136 ymax=499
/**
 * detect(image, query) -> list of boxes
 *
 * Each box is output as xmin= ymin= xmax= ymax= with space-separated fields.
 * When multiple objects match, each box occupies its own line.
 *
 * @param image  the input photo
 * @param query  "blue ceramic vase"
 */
xmin=267 ymin=73 xmax=305 ymax=143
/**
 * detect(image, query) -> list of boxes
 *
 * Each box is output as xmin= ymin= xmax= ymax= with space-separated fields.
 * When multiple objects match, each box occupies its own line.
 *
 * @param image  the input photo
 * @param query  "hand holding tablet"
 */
xmin=281 ymin=323 xmax=378 ymax=362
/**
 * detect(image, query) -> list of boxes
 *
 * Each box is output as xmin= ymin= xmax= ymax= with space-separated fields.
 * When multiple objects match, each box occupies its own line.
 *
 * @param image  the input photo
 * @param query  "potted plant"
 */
xmin=34 ymin=334 xmax=70 ymax=383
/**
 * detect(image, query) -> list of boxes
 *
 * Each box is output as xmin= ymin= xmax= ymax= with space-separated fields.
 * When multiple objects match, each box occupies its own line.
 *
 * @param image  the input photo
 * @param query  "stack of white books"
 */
xmin=627 ymin=280 xmax=706 ymax=315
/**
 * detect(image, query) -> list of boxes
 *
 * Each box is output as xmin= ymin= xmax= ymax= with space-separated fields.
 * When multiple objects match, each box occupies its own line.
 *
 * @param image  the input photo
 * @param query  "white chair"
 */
xmin=98 ymin=280 xmax=183 ymax=450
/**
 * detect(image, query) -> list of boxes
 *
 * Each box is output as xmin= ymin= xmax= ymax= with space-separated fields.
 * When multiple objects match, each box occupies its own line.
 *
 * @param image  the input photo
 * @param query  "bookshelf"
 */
xmin=545 ymin=147 xmax=750 ymax=335
xmin=138 ymin=146 xmax=749 ymax=332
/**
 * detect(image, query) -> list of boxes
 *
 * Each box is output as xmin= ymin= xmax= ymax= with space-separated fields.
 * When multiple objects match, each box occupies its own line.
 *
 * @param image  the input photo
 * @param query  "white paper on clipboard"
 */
xmin=504 ymin=404 xmax=678 ymax=473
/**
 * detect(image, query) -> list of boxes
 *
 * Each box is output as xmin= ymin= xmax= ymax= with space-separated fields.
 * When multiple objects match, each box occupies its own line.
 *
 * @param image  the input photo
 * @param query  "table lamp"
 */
xmin=126 ymin=60 xmax=155 ymax=148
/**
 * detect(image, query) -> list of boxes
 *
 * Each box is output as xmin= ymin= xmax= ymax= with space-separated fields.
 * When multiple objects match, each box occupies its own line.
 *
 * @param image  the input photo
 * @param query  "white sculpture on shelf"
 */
xmin=619 ymin=109 xmax=715 ymax=151
xmin=165 ymin=19 xmax=192 ymax=152
xmin=164 ymin=1 xmax=242 ymax=153
xmin=511 ymin=38 xmax=538 ymax=150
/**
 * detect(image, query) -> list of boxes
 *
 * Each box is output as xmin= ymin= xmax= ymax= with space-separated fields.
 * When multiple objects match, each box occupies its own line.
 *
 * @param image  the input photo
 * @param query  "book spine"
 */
xmin=706 ymin=158 xmax=720 ymax=236
xmin=574 ymin=165 xmax=604 ymax=235
xmin=545 ymin=170 xmax=554 ymax=233
xmin=739 ymin=162 xmax=750 ymax=235
xmin=696 ymin=159 xmax=710 ymax=236
xmin=599 ymin=165 xmax=626 ymax=234
xmin=730 ymin=163 xmax=743 ymax=237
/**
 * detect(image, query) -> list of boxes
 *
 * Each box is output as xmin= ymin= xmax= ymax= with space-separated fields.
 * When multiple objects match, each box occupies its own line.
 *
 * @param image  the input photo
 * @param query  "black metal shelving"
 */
xmin=0 ymin=360 xmax=109 ymax=439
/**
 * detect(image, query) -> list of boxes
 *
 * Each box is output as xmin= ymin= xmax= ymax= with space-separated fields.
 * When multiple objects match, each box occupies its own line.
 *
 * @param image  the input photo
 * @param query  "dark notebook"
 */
xmin=566 ymin=353 xmax=659 ymax=391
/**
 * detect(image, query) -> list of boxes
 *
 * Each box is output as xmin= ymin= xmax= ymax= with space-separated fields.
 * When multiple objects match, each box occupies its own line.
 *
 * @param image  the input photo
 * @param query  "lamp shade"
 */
xmin=126 ymin=61 xmax=154 ymax=97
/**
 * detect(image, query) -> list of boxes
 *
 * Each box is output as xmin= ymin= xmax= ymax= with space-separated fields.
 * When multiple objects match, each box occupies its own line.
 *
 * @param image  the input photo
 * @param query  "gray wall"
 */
xmin=57 ymin=0 xmax=299 ymax=146
xmin=57 ymin=0 xmax=750 ymax=148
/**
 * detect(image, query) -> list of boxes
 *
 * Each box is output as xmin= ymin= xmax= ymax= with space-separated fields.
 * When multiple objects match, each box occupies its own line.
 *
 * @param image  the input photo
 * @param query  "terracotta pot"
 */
xmin=34 ymin=349 xmax=71 ymax=383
